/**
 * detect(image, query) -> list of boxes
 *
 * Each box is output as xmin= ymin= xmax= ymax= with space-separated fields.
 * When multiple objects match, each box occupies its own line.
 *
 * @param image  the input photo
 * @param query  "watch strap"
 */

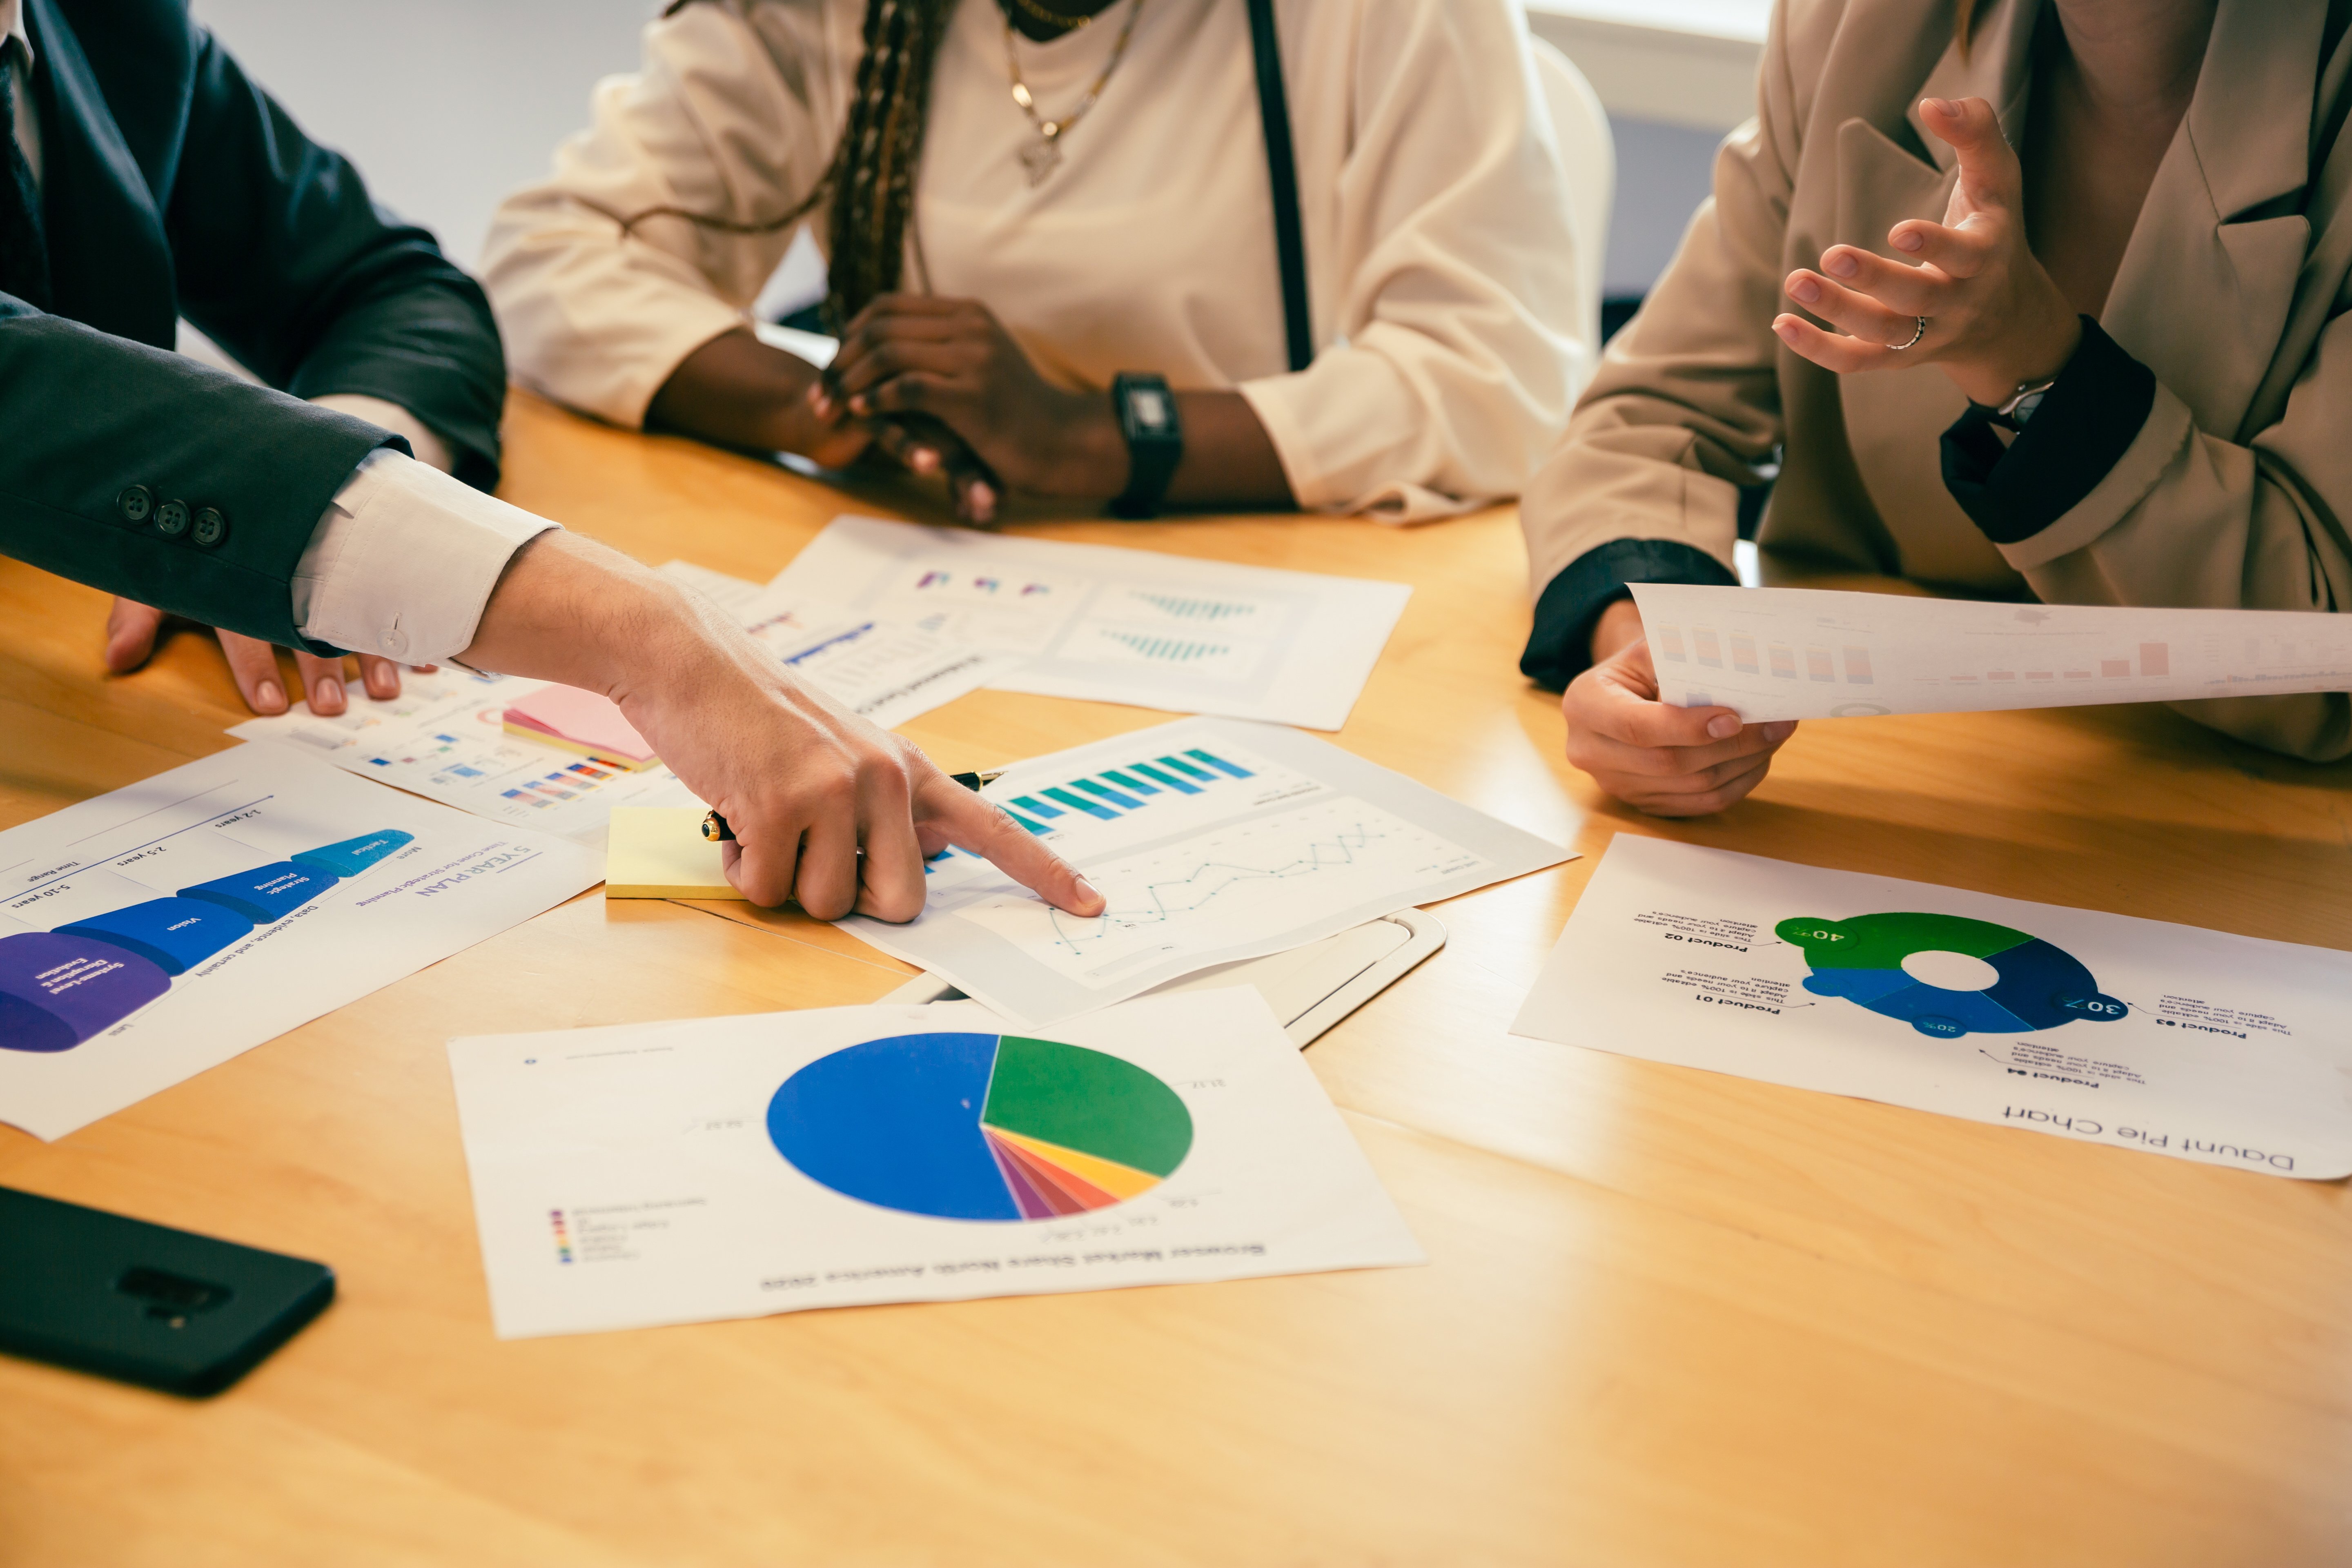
xmin=1110 ymin=372 xmax=1183 ymax=519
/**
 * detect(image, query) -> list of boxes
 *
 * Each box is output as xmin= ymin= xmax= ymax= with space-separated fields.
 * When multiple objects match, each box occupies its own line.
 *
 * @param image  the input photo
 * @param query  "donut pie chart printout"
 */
xmin=1777 ymin=912 xmax=2127 ymax=1038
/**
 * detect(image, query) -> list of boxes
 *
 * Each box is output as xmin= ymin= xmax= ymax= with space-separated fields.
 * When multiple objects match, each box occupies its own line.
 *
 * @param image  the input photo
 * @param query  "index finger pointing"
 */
xmin=919 ymin=780 xmax=1104 ymax=916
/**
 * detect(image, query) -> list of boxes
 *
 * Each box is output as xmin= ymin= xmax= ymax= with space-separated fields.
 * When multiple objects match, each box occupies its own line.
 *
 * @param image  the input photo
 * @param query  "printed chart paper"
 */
xmin=232 ymin=669 xmax=697 ymax=845
xmin=0 ymin=744 xmax=601 ymax=1140
xmin=1630 ymin=583 xmax=2352 ymax=722
xmin=229 ymin=577 xmax=1010 ymax=844
xmin=840 ymin=718 xmax=1571 ymax=1027
xmin=771 ymin=515 xmax=1412 ymax=730
xmin=448 ymin=990 xmax=1425 ymax=1338
xmin=1512 ymin=836 xmax=2352 ymax=1178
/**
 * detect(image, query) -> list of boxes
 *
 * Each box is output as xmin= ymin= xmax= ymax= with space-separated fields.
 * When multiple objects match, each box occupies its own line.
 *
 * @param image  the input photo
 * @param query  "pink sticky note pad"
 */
xmin=502 ymin=684 xmax=658 ymax=766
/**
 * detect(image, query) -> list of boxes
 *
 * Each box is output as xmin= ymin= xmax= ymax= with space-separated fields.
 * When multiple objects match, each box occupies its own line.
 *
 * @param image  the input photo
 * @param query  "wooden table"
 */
xmin=4 ymin=392 xmax=2349 ymax=1567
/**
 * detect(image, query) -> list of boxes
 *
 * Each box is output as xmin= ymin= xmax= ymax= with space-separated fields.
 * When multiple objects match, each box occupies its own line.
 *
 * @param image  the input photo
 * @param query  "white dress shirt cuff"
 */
xmin=290 ymin=449 xmax=558 ymax=662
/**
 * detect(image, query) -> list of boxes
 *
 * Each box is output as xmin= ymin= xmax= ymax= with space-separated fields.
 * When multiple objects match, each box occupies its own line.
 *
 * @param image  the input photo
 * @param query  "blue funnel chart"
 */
xmin=1775 ymin=911 xmax=2127 ymax=1039
xmin=0 ymin=830 xmax=413 ymax=1054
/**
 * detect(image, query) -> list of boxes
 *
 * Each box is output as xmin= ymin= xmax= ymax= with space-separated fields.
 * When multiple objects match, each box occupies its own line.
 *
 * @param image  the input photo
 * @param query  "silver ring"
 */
xmin=1890 ymin=315 xmax=1928 ymax=351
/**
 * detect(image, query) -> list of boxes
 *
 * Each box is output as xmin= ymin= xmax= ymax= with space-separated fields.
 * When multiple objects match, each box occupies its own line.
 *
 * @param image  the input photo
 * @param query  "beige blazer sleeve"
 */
xmin=1512 ymin=8 xmax=1802 ymax=592
xmin=480 ymin=0 xmax=846 ymax=429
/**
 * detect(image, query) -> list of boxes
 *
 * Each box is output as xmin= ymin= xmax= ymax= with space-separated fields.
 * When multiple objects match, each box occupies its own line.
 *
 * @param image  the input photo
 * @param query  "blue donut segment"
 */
xmin=1802 ymin=967 xmax=1918 ymax=1005
xmin=1984 ymin=938 xmax=2097 ymax=1029
xmin=1862 ymin=980 xmax=2037 ymax=1036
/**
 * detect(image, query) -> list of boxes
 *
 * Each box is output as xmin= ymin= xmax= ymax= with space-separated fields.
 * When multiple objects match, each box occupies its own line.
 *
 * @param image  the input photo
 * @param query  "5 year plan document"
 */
xmin=1512 ymin=837 xmax=2352 ymax=1178
xmin=0 ymin=743 xmax=600 ymax=1138
xmin=839 ymin=718 xmax=1572 ymax=1027
xmin=448 ymin=991 xmax=1424 ymax=1338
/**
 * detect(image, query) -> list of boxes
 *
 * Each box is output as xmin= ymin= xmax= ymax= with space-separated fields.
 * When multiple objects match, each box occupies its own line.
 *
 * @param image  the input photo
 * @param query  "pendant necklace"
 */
xmin=1002 ymin=0 xmax=1146 ymax=186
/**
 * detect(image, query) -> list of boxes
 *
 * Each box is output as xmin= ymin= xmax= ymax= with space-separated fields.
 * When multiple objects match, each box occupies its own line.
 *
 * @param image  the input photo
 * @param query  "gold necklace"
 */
xmin=1009 ymin=0 xmax=1099 ymax=31
xmin=1002 ymin=0 xmax=1145 ymax=187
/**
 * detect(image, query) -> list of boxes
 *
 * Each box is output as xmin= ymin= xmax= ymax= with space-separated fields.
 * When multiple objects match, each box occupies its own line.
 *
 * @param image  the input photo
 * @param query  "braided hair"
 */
xmin=626 ymin=0 xmax=956 ymax=329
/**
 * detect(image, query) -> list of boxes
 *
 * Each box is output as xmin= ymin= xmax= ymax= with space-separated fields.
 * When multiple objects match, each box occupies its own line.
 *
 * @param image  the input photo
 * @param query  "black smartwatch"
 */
xmin=1109 ymin=372 xmax=1183 ymax=519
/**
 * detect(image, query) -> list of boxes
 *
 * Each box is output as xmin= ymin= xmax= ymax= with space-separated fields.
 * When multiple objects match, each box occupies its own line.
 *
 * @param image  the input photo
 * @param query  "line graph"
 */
xmin=956 ymin=797 xmax=1488 ymax=983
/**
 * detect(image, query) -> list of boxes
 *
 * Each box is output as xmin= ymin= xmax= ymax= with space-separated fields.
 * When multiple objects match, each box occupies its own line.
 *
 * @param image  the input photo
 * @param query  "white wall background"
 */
xmin=188 ymin=0 xmax=1733 ymax=302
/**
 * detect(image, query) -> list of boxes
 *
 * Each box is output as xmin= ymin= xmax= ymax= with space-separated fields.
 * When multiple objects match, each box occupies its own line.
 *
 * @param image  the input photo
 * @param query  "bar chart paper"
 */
xmin=836 ymin=717 xmax=1572 ymax=1027
xmin=1629 ymin=584 xmax=2352 ymax=722
xmin=770 ymin=516 xmax=1412 ymax=730
xmin=448 ymin=991 xmax=1423 ymax=1338
xmin=0 ymin=744 xmax=600 ymax=1139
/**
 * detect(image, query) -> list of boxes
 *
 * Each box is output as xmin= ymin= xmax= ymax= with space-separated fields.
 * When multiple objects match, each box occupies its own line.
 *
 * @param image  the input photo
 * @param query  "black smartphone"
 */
xmin=0 ymin=1187 xmax=334 ymax=1396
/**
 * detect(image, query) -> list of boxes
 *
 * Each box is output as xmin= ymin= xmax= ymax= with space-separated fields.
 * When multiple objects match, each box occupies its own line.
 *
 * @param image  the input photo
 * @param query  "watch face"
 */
xmin=1129 ymin=385 xmax=1172 ymax=432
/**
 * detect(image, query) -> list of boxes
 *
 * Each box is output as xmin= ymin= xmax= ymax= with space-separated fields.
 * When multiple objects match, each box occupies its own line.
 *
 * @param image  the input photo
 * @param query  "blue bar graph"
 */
xmin=1042 ymin=787 xmax=1118 ymax=822
xmin=1185 ymin=748 xmax=1254 ymax=780
xmin=1128 ymin=762 xmax=1198 ymax=795
xmin=1101 ymin=769 xmax=1159 ymax=795
xmin=1011 ymin=794 xmax=1065 ymax=819
xmin=1074 ymin=780 xmax=1144 ymax=810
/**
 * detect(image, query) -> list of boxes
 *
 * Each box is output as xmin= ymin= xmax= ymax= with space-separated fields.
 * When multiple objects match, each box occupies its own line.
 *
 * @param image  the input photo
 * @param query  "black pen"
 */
xmin=700 ymin=769 xmax=1007 ymax=842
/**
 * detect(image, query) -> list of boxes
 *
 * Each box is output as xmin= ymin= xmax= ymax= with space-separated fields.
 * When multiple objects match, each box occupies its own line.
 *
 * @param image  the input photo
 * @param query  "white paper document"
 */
xmin=840 ymin=717 xmax=1571 ymax=1027
xmin=448 ymin=990 xmax=1425 ymax=1339
xmin=229 ymin=575 xmax=1011 ymax=844
xmin=1512 ymin=836 xmax=2352 ymax=1179
xmin=771 ymin=515 xmax=1412 ymax=730
xmin=1630 ymin=583 xmax=2352 ymax=722
xmin=0 ymin=743 xmax=601 ymax=1140
xmin=231 ymin=668 xmax=699 ymax=845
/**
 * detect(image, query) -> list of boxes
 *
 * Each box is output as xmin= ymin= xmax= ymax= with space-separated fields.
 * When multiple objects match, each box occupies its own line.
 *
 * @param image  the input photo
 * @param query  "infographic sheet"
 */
xmin=0 ymin=744 xmax=600 ymax=1139
xmin=1512 ymin=837 xmax=2352 ymax=1178
xmin=229 ymin=578 xmax=1009 ymax=845
xmin=232 ymin=669 xmax=696 ymax=845
xmin=840 ymin=718 xmax=1571 ymax=1027
xmin=449 ymin=990 xmax=1424 ymax=1338
xmin=771 ymin=515 xmax=1412 ymax=730
xmin=1630 ymin=584 xmax=2352 ymax=722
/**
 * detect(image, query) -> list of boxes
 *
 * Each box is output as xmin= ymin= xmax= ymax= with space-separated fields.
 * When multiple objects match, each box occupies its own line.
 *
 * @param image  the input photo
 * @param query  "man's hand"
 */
xmin=1772 ymin=96 xmax=2080 ymax=407
xmin=1562 ymin=599 xmax=1795 ymax=816
xmin=460 ymin=532 xmax=1105 ymax=922
xmin=817 ymin=295 xmax=1126 ymax=506
xmin=103 ymin=598 xmax=414 ymax=715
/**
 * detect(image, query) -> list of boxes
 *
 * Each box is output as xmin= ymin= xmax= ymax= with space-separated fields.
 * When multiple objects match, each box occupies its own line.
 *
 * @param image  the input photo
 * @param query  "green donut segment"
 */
xmin=1773 ymin=911 xmax=2034 ymax=970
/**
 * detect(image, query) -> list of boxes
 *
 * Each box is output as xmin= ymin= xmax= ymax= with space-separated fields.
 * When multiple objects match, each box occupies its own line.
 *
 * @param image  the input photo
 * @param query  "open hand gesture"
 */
xmin=1773 ymin=96 xmax=2081 ymax=407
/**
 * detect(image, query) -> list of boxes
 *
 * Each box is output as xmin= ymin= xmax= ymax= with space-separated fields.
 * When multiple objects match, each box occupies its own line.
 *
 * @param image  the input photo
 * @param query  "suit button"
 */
xmin=118 ymin=485 xmax=154 ymax=523
xmin=154 ymin=499 xmax=190 ymax=537
xmin=192 ymin=508 xmax=228 ymax=548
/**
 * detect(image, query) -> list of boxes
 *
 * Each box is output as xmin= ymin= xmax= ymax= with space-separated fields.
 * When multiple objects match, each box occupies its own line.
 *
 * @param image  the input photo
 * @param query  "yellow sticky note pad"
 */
xmin=604 ymin=807 xmax=744 ymax=900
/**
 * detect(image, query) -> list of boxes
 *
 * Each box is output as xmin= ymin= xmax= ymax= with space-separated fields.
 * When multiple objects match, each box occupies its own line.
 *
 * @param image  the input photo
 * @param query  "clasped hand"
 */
xmin=811 ymin=295 xmax=1123 ymax=526
xmin=1773 ymin=96 xmax=2080 ymax=407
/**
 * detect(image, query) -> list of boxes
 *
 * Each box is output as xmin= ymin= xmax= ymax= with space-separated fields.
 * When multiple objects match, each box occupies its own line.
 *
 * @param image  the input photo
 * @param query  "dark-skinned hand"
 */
xmin=815 ymin=294 xmax=1123 ymax=522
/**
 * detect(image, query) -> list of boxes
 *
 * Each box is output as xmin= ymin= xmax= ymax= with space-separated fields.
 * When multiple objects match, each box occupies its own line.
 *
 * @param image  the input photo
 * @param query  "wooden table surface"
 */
xmin=4 ymin=392 xmax=2349 ymax=1567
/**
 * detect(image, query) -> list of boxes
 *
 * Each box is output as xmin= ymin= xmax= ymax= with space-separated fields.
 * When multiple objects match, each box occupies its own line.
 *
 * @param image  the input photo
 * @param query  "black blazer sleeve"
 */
xmin=158 ymin=27 xmax=506 ymax=490
xmin=0 ymin=296 xmax=401 ymax=650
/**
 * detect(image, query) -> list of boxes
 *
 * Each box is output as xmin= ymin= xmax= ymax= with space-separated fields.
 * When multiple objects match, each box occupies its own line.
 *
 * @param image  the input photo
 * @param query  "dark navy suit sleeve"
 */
xmin=161 ymin=28 xmax=506 ymax=490
xmin=0 ymin=297 xmax=402 ymax=649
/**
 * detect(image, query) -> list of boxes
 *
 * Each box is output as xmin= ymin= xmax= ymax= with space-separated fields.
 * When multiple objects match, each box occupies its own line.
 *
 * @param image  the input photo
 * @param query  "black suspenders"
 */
xmin=1245 ymin=0 xmax=1312 ymax=372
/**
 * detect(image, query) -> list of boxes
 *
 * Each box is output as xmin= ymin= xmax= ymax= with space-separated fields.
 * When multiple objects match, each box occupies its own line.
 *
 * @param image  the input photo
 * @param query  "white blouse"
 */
xmin=482 ymin=0 xmax=1587 ymax=521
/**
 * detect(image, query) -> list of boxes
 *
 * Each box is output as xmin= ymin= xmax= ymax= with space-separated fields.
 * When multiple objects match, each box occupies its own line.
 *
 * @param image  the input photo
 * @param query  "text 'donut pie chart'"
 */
xmin=766 ymin=1032 xmax=1194 ymax=1222
xmin=1775 ymin=911 xmax=2127 ymax=1039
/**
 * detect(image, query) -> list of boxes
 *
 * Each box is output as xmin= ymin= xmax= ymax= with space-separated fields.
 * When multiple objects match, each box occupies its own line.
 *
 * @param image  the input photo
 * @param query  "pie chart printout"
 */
xmin=1775 ymin=911 xmax=2127 ymax=1039
xmin=766 ymin=1032 xmax=1194 ymax=1222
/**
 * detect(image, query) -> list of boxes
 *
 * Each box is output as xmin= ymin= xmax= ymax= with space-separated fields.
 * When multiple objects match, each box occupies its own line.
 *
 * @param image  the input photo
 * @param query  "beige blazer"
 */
xmin=481 ymin=0 xmax=1585 ymax=523
xmin=1521 ymin=0 xmax=2352 ymax=760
